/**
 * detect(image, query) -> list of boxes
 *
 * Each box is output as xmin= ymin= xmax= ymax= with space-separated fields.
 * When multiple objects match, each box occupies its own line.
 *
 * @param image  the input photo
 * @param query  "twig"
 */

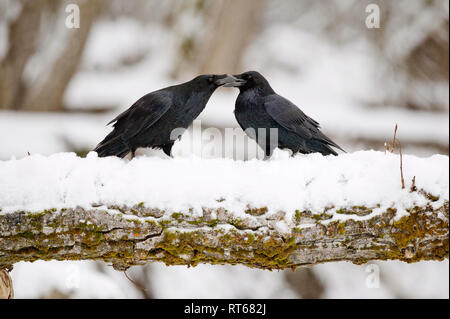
xmin=391 ymin=123 xmax=398 ymax=153
xmin=123 ymin=271 xmax=148 ymax=293
xmin=398 ymin=140 xmax=405 ymax=189
xmin=410 ymin=176 xmax=417 ymax=193
xmin=384 ymin=142 xmax=390 ymax=155
xmin=388 ymin=124 xmax=405 ymax=189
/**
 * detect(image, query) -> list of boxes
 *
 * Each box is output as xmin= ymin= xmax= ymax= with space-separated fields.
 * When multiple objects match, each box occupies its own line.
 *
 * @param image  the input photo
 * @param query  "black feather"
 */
xmin=94 ymin=74 xmax=228 ymax=158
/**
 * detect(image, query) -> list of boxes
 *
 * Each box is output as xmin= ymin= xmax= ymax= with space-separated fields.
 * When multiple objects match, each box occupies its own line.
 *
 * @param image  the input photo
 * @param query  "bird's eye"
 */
xmin=208 ymin=76 xmax=214 ymax=83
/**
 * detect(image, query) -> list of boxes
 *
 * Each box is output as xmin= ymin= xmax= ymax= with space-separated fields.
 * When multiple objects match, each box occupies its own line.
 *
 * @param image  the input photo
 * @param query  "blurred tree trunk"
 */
xmin=199 ymin=0 xmax=265 ymax=74
xmin=0 ymin=0 xmax=46 ymax=110
xmin=361 ymin=0 xmax=449 ymax=112
xmin=400 ymin=19 xmax=449 ymax=111
xmin=20 ymin=0 xmax=103 ymax=111
xmin=170 ymin=0 xmax=265 ymax=78
xmin=284 ymin=268 xmax=325 ymax=299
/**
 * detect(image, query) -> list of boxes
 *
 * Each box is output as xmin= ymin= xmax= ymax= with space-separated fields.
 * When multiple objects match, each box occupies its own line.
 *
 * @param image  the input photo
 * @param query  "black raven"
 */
xmin=224 ymin=71 xmax=345 ymax=157
xmin=94 ymin=74 xmax=237 ymax=158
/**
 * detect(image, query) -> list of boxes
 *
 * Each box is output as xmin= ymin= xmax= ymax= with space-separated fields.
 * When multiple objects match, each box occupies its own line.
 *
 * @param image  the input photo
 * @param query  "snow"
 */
xmin=11 ymin=260 xmax=140 ymax=298
xmin=0 ymin=151 xmax=447 ymax=227
xmin=9 ymin=260 xmax=298 ymax=299
xmin=315 ymin=259 xmax=449 ymax=299
xmin=149 ymin=263 xmax=297 ymax=299
xmin=10 ymin=259 xmax=448 ymax=299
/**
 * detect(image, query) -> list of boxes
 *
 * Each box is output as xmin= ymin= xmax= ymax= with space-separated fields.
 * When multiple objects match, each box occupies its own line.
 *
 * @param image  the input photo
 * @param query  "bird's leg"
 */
xmin=120 ymin=136 xmax=135 ymax=159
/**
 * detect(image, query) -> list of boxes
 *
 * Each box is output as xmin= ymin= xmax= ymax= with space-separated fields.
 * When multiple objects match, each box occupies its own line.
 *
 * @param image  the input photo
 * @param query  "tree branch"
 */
xmin=1 ymin=200 xmax=448 ymax=271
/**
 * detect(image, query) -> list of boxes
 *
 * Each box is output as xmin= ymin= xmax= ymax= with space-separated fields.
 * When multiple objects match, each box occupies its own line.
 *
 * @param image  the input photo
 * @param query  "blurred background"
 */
xmin=1 ymin=0 xmax=448 ymax=298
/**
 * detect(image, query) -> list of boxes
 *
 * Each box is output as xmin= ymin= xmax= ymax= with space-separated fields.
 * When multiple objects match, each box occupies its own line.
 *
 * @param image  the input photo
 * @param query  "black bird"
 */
xmin=224 ymin=71 xmax=345 ymax=157
xmin=94 ymin=74 xmax=237 ymax=158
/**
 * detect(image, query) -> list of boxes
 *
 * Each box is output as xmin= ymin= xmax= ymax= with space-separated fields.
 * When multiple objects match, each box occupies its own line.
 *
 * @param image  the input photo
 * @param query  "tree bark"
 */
xmin=0 ymin=200 xmax=448 ymax=272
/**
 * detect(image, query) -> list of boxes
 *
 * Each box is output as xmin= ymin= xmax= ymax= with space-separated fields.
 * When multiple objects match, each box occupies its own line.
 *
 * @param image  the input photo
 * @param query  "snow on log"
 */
xmin=0 ymin=150 xmax=448 ymax=270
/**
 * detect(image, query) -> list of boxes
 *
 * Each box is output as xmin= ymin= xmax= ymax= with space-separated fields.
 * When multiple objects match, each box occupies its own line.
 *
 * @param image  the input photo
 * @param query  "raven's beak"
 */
xmin=215 ymin=74 xmax=246 ymax=87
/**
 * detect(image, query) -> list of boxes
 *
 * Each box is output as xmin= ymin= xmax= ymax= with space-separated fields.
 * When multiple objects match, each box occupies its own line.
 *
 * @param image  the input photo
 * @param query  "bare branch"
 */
xmin=410 ymin=176 xmax=417 ymax=193
xmin=399 ymin=140 xmax=405 ymax=189
xmin=391 ymin=123 xmax=398 ymax=153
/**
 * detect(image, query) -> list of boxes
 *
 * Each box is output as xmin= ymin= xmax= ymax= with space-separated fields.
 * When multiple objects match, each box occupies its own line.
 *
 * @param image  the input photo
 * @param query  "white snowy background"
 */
xmin=0 ymin=0 xmax=448 ymax=298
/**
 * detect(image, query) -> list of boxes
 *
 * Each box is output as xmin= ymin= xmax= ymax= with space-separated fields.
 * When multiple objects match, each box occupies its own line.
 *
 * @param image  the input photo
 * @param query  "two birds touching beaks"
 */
xmin=94 ymin=71 xmax=345 ymax=159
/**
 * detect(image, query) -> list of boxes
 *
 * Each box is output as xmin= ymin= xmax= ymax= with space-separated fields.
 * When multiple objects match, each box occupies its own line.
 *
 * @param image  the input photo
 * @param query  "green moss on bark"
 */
xmin=0 ymin=202 xmax=448 ymax=269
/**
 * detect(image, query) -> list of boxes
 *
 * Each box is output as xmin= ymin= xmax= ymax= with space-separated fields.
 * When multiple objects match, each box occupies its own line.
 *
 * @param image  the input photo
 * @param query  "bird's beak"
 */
xmin=215 ymin=74 xmax=246 ymax=87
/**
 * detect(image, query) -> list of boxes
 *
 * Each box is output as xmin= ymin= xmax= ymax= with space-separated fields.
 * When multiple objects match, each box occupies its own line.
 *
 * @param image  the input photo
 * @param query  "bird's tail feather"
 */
xmin=315 ymin=132 xmax=346 ymax=153
xmin=307 ymin=139 xmax=339 ymax=156
xmin=93 ymin=134 xmax=129 ymax=158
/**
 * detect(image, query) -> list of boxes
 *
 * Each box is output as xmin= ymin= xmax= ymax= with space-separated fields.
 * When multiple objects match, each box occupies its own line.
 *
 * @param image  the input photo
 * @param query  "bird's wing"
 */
xmin=264 ymin=94 xmax=345 ymax=151
xmin=264 ymin=94 xmax=317 ymax=139
xmin=107 ymin=92 xmax=173 ymax=138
